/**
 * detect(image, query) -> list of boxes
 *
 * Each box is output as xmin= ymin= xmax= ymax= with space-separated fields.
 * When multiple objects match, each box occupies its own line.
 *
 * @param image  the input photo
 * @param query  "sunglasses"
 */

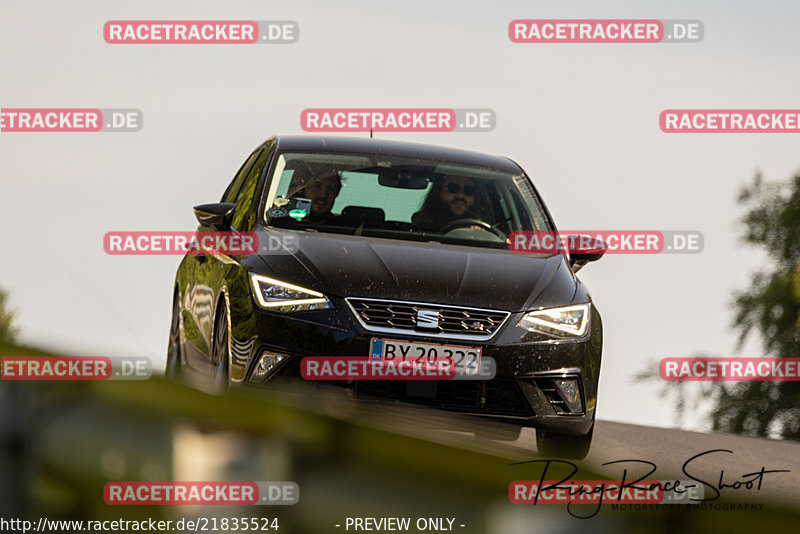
xmin=445 ymin=182 xmax=475 ymax=196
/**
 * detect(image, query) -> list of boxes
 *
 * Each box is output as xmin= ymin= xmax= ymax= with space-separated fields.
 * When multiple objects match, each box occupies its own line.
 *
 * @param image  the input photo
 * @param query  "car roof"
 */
xmin=271 ymin=135 xmax=523 ymax=173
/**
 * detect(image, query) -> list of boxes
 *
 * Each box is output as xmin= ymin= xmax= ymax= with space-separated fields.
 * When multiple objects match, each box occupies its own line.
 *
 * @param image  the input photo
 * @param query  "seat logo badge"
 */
xmin=416 ymin=310 xmax=440 ymax=329
xmin=470 ymin=321 xmax=484 ymax=331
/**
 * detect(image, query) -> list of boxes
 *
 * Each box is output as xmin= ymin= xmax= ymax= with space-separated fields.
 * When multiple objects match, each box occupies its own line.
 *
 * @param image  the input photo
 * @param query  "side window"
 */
xmin=231 ymin=149 xmax=269 ymax=230
xmin=222 ymin=150 xmax=260 ymax=203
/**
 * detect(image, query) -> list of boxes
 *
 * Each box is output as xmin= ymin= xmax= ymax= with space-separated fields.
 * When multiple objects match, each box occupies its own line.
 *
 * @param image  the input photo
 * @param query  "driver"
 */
xmin=286 ymin=162 xmax=342 ymax=224
xmin=298 ymin=173 xmax=341 ymax=223
xmin=411 ymin=174 xmax=483 ymax=232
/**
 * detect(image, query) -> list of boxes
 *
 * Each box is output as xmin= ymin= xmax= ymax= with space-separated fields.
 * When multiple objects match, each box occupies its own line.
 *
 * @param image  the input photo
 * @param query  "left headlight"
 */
xmin=519 ymin=303 xmax=590 ymax=337
xmin=249 ymin=274 xmax=333 ymax=312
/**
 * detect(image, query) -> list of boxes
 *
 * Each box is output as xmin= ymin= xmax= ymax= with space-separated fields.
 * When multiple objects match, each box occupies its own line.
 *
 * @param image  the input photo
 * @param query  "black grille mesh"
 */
xmin=349 ymin=299 xmax=508 ymax=337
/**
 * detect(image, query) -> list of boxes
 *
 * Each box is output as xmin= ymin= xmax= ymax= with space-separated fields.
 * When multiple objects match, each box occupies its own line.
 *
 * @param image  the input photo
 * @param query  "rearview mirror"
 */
xmin=377 ymin=172 xmax=430 ymax=189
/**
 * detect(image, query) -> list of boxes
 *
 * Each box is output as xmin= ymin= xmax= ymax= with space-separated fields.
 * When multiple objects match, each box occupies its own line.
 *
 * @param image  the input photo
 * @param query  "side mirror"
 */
xmin=568 ymin=235 xmax=606 ymax=273
xmin=193 ymin=203 xmax=236 ymax=231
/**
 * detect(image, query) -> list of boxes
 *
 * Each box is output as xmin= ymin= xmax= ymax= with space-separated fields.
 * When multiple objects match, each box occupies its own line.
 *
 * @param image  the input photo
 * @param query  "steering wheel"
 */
xmin=438 ymin=218 xmax=506 ymax=240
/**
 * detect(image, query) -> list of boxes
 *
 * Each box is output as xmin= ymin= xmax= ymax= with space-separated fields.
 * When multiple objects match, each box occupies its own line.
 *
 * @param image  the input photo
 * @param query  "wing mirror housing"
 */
xmin=568 ymin=235 xmax=606 ymax=273
xmin=193 ymin=203 xmax=236 ymax=231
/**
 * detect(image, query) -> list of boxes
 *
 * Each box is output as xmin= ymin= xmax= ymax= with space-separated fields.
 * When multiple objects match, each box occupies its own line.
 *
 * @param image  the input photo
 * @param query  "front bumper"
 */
xmin=231 ymin=296 xmax=602 ymax=436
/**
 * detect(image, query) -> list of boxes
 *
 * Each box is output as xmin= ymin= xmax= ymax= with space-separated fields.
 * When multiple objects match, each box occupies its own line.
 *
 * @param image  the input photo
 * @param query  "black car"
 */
xmin=167 ymin=135 xmax=604 ymax=458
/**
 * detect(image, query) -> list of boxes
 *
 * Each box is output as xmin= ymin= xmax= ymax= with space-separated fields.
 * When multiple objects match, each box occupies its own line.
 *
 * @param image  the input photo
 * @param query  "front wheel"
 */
xmin=536 ymin=425 xmax=594 ymax=460
xmin=210 ymin=303 xmax=230 ymax=393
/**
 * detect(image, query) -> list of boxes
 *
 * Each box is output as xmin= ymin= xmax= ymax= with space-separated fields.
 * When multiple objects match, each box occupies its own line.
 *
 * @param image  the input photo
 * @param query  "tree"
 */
xmin=0 ymin=287 xmax=18 ymax=343
xmin=717 ymin=172 xmax=800 ymax=438
xmin=635 ymin=172 xmax=800 ymax=439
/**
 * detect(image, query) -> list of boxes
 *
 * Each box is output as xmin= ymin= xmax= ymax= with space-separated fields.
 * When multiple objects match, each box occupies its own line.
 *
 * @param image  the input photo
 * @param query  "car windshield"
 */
xmin=262 ymin=151 xmax=552 ymax=249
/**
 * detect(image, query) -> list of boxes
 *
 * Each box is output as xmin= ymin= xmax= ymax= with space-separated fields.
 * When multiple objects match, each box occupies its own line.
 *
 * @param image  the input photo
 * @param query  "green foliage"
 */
xmin=733 ymin=173 xmax=800 ymax=356
xmin=634 ymin=172 xmax=800 ymax=439
xmin=716 ymin=173 xmax=800 ymax=439
xmin=0 ymin=288 xmax=17 ymax=343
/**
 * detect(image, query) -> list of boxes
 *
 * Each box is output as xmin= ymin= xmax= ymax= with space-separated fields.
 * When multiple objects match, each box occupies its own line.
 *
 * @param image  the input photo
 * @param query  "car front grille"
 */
xmin=346 ymin=298 xmax=510 ymax=340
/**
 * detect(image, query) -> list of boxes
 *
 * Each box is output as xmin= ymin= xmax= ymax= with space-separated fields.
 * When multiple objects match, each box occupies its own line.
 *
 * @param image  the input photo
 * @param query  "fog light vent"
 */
xmin=552 ymin=378 xmax=583 ymax=413
xmin=534 ymin=377 xmax=584 ymax=415
xmin=250 ymin=352 xmax=289 ymax=383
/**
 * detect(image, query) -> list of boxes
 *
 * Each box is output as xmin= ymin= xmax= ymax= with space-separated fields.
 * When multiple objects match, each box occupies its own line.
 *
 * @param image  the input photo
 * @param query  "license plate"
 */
xmin=369 ymin=338 xmax=481 ymax=376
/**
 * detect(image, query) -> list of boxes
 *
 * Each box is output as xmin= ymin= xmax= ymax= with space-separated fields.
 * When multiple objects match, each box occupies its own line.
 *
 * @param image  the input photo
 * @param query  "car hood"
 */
xmin=254 ymin=228 xmax=578 ymax=312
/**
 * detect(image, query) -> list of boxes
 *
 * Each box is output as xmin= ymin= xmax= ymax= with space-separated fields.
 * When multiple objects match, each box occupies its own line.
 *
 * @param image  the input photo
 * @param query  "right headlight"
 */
xmin=519 ymin=303 xmax=590 ymax=337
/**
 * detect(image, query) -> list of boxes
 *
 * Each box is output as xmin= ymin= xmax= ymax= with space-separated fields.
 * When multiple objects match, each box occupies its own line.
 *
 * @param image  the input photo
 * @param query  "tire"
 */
xmin=165 ymin=295 xmax=183 ymax=379
xmin=536 ymin=425 xmax=594 ymax=460
xmin=210 ymin=302 xmax=230 ymax=392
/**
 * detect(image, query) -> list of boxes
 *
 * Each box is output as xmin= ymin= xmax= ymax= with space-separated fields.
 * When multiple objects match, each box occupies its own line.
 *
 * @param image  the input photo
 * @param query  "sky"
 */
xmin=1 ymin=0 xmax=799 ymax=432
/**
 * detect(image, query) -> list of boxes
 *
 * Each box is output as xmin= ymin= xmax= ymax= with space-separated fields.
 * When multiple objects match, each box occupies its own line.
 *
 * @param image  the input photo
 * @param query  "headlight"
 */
xmin=249 ymin=274 xmax=333 ymax=312
xmin=519 ymin=304 xmax=590 ymax=337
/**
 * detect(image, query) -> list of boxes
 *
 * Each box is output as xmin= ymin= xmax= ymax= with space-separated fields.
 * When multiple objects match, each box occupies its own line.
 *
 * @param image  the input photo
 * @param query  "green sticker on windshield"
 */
xmin=289 ymin=209 xmax=307 ymax=220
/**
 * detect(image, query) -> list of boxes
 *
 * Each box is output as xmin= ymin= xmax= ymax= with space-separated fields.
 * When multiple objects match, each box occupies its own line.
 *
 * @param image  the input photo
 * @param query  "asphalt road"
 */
xmin=146 ymin=379 xmax=800 ymax=513
xmin=472 ymin=419 xmax=800 ymax=510
xmin=304 ymin=390 xmax=800 ymax=510
xmin=585 ymin=421 xmax=799 ymax=508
